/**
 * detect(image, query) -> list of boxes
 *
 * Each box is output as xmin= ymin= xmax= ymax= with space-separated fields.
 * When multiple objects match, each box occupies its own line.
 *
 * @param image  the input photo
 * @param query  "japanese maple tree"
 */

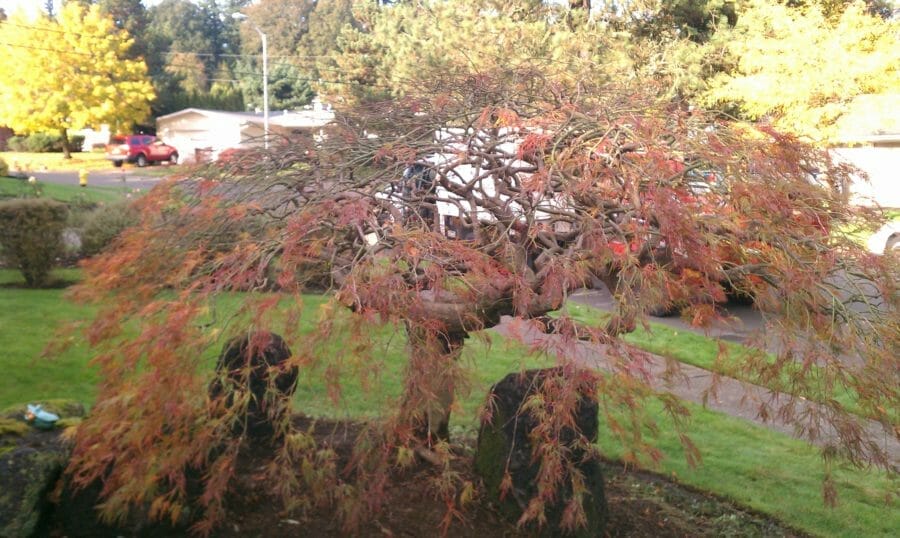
xmin=66 ymin=69 xmax=898 ymax=533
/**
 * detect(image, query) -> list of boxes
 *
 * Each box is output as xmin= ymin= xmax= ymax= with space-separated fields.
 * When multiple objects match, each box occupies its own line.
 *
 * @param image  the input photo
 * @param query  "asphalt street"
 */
xmin=29 ymin=168 xmax=172 ymax=192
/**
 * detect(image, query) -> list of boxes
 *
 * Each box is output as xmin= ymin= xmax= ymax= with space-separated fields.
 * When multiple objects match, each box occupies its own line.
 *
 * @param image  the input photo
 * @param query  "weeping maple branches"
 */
xmin=68 ymin=69 xmax=897 ymax=532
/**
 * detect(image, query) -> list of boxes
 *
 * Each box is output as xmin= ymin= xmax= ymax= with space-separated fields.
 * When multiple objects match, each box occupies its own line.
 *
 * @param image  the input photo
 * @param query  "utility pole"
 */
xmin=232 ymin=12 xmax=269 ymax=149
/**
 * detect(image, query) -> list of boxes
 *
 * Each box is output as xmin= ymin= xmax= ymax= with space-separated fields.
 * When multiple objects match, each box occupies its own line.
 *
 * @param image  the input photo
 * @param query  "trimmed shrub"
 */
xmin=69 ymin=135 xmax=85 ymax=153
xmin=6 ymin=136 xmax=27 ymax=152
xmin=0 ymin=156 xmax=8 ymax=177
xmin=0 ymin=199 xmax=68 ymax=287
xmin=4 ymin=133 xmax=83 ymax=153
xmin=24 ymin=133 xmax=60 ymax=153
xmin=79 ymin=201 xmax=139 ymax=257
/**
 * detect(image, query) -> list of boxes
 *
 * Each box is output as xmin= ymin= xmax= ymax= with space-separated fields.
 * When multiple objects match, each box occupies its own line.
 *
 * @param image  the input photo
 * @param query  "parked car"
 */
xmin=106 ymin=135 xmax=178 ymax=168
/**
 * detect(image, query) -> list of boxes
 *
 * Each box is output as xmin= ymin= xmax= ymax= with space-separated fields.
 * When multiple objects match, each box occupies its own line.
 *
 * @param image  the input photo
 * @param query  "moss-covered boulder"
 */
xmin=0 ymin=400 xmax=85 ymax=537
xmin=0 ymin=445 xmax=68 ymax=537
xmin=474 ymin=368 xmax=606 ymax=537
xmin=0 ymin=419 xmax=30 ymax=438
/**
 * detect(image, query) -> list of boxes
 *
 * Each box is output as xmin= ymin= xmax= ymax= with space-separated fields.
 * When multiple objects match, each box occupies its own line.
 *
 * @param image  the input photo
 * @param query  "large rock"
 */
xmin=474 ymin=368 xmax=606 ymax=537
xmin=0 ymin=446 xmax=68 ymax=538
xmin=209 ymin=331 xmax=298 ymax=440
xmin=0 ymin=400 xmax=85 ymax=537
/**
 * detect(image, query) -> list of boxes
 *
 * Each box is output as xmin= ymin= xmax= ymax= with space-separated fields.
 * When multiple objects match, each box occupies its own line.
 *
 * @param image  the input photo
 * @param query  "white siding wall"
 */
xmin=158 ymin=112 xmax=243 ymax=162
xmin=831 ymin=145 xmax=900 ymax=208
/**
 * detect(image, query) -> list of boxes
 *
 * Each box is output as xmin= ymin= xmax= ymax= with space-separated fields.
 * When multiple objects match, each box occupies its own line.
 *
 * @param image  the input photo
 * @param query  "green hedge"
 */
xmin=0 ymin=199 xmax=68 ymax=287
xmin=79 ymin=201 xmax=139 ymax=257
xmin=6 ymin=133 xmax=85 ymax=153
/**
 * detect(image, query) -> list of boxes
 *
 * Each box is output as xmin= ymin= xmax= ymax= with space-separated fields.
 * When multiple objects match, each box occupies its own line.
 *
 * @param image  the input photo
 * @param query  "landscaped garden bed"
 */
xmin=0 ymin=270 xmax=896 ymax=537
xmin=0 ymin=413 xmax=807 ymax=538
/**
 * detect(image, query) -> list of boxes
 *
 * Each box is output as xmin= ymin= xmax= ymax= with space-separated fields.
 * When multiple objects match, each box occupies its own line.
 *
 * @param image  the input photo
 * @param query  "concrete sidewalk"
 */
xmin=494 ymin=313 xmax=899 ymax=468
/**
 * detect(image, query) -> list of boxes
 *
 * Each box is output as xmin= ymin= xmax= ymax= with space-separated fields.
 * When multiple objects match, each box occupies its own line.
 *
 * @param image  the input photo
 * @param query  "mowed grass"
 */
xmin=0 ymin=175 xmax=124 ymax=204
xmin=0 ymin=269 xmax=895 ymax=537
xmin=598 ymin=399 xmax=898 ymax=537
xmin=1 ymin=151 xmax=116 ymax=173
xmin=0 ymin=269 xmax=99 ymax=406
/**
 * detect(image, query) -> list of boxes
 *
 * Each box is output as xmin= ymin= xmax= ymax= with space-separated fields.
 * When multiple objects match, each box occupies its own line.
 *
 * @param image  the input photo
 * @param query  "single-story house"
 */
xmin=70 ymin=125 xmax=111 ymax=150
xmin=156 ymin=101 xmax=335 ymax=162
xmin=830 ymin=94 xmax=900 ymax=208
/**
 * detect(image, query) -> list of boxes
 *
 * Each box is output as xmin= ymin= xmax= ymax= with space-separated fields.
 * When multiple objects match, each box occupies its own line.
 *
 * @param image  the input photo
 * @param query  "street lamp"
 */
xmin=232 ymin=12 xmax=269 ymax=149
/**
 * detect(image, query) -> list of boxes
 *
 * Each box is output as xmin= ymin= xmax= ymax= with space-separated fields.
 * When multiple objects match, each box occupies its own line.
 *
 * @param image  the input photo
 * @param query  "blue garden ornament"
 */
xmin=25 ymin=404 xmax=59 ymax=430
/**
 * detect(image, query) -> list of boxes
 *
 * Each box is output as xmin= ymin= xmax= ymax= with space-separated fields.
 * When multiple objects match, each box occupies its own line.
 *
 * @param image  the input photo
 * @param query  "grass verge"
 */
xmin=1 ymin=151 xmax=115 ymax=173
xmin=0 ymin=176 xmax=124 ymax=204
xmin=0 ymin=269 xmax=895 ymax=537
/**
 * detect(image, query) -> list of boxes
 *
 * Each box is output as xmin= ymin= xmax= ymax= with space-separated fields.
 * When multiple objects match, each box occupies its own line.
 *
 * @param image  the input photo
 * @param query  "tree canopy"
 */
xmin=700 ymin=0 xmax=900 ymax=142
xmin=13 ymin=0 xmax=895 ymax=535
xmin=315 ymin=0 xmax=622 ymax=105
xmin=0 ymin=3 xmax=154 ymax=155
xmin=143 ymin=0 xmax=246 ymax=116
xmin=232 ymin=0 xmax=318 ymax=112
xmin=67 ymin=63 xmax=898 ymax=533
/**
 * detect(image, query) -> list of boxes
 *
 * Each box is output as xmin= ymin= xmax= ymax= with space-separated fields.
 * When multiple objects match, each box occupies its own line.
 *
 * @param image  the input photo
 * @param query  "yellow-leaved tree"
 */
xmin=701 ymin=0 xmax=900 ymax=143
xmin=0 ymin=3 xmax=154 ymax=157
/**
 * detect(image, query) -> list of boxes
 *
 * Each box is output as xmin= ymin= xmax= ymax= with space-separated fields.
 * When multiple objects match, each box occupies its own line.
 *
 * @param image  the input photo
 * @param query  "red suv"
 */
xmin=106 ymin=135 xmax=179 ymax=168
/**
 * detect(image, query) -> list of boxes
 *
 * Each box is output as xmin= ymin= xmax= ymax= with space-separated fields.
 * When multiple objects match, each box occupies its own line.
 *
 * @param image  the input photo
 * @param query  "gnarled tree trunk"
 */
xmin=401 ymin=325 xmax=467 ymax=445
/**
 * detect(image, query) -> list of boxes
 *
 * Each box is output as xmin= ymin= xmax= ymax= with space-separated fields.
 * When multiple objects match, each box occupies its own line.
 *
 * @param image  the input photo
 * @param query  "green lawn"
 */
xmin=1 ymin=151 xmax=185 ymax=177
xmin=0 ymin=269 xmax=895 ymax=537
xmin=598 ymin=399 xmax=898 ymax=537
xmin=0 ymin=176 xmax=124 ymax=204
xmin=836 ymin=208 xmax=900 ymax=248
xmin=0 ymin=270 xmax=98 ymax=406
xmin=1 ymin=151 xmax=116 ymax=173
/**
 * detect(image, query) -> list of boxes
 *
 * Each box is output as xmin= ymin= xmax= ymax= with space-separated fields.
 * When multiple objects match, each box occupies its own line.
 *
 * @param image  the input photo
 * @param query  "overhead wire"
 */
xmin=0 ymin=39 xmax=384 ymax=88
xmin=2 ymin=14 xmax=581 ymax=93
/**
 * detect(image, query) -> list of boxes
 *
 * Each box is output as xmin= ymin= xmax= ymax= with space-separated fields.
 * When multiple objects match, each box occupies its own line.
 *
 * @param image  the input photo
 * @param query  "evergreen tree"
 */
xmin=95 ymin=0 xmax=150 ymax=58
xmin=241 ymin=62 xmax=314 ymax=111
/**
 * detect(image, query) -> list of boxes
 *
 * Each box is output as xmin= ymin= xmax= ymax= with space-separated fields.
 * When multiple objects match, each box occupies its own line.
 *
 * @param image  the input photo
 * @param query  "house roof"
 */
xmin=156 ymin=108 xmax=259 ymax=122
xmin=157 ymin=107 xmax=335 ymax=129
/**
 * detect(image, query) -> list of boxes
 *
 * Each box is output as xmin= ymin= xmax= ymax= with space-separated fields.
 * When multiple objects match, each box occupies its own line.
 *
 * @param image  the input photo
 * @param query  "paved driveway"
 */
xmin=569 ymin=285 xmax=764 ymax=344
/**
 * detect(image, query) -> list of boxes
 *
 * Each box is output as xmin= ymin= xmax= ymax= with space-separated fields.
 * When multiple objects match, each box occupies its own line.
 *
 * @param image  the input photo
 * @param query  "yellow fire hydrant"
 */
xmin=79 ymin=169 xmax=88 ymax=187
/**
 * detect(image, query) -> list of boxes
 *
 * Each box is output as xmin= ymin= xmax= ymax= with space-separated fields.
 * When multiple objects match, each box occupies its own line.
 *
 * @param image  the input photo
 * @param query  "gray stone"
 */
xmin=475 ymin=367 xmax=606 ymax=537
xmin=209 ymin=331 xmax=297 ymax=440
xmin=0 ymin=445 xmax=68 ymax=538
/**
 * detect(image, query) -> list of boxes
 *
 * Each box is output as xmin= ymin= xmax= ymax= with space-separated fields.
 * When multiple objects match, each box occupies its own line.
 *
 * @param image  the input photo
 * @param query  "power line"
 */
xmin=1 ymin=21 xmax=336 ymax=61
xmin=0 ymin=41 xmax=93 ymax=56
xmin=0 ymin=21 xmax=82 ymax=35
xmin=163 ymin=51 xmax=334 ymax=60
xmin=0 ymin=40 xmax=383 ymax=88
xmin=165 ymin=60 xmax=384 ymax=88
xmin=1 ymin=25 xmax=352 ymax=76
